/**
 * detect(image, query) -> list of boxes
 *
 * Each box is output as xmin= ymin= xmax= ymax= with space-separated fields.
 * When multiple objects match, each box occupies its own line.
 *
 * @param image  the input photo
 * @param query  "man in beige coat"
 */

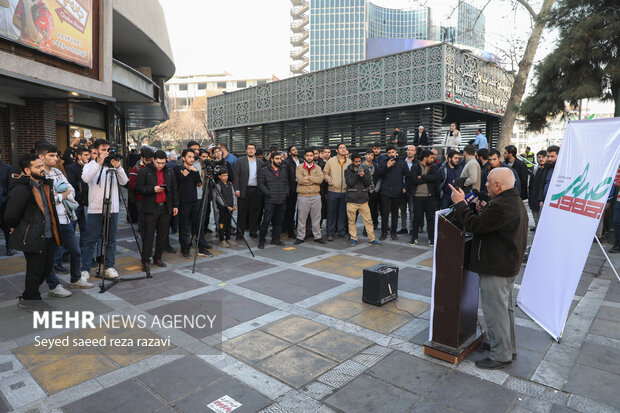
xmin=294 ymin=148 xmax=326 ymax=245
xmin=460 ymin=145 xmax=481 ymax=191
xmin=323 ymin=143 xmax=352 ymax=241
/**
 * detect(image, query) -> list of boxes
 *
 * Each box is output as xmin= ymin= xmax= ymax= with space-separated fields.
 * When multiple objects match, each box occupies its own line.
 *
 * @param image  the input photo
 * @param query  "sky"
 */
xmin=159 ymin=0 xmax=556 ymax=80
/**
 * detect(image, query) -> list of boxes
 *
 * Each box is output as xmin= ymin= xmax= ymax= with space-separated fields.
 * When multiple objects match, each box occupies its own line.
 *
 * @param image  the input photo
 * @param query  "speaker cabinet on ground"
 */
xmin=362 ymin=264 xmax=399 ymax=306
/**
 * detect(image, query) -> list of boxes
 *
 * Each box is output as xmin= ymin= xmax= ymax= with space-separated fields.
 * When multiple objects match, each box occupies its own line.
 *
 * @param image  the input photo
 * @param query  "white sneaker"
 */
xmin=220 ymin=241 xmax=230 ymax=248
xmin=48 ymin=285 xmax=72 ymax=297
xmin=227 ymin=240 xmax=238 ymax=247
xmin=70 ymin=275 xmax=94 ymax=289
xmin=80 ymin=270 xmax=90 ymax=279
xmin=104 ymin=268 xmax=119 ymax=278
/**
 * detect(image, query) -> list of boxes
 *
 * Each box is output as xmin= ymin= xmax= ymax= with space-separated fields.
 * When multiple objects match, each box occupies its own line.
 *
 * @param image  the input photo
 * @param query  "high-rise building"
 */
xmin=290 ymin=0 xmax=486 ymax=75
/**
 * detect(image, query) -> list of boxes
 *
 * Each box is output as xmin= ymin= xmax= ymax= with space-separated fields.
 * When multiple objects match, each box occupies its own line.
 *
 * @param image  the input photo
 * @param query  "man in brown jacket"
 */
xmin=294 ymin=148 xmax=326 ymax=245
xmin=323 ymin=143 xmax=352 ymax=240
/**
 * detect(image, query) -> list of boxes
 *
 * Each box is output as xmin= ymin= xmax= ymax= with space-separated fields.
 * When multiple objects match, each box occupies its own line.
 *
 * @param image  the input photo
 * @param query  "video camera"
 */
xmin=104 ymin=144 xmax=123 ymax=167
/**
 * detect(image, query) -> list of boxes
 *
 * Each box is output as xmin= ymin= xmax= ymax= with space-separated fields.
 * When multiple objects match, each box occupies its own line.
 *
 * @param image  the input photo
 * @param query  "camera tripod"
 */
xmin=192 ymin=172 xmax=254 ymax=273
xmin=96 ymin=167 xmax=150 ymax=293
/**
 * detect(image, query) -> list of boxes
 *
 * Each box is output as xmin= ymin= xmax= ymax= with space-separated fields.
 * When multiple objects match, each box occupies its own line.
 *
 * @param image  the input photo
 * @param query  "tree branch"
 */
xmin=514 ymin=0 xmax=538 ymax=20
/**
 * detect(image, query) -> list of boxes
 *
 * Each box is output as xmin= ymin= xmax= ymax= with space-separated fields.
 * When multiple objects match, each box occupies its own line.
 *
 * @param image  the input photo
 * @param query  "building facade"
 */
xmin=0 ymin=0 xmax=174 ymax=166
xmin=291 ymin=0 xmax=486 ymax=75
xmin=211 ymin=44 xmax=512 ymax=155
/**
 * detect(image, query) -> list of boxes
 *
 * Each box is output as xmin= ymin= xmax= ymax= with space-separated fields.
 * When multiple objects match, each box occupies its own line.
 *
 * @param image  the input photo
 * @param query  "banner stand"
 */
xmin=594 ymin=236 xmax=620 ymax=282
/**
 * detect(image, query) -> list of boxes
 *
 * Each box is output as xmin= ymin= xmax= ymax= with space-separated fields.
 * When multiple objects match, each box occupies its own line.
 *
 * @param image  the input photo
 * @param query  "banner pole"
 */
xmin=594 ymin=235 xmax=620 ymax=282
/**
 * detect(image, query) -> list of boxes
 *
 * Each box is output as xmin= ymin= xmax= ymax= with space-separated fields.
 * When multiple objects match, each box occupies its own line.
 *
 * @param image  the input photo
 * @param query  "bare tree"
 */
xmin=497 ymin=0 xmax=556 ymax=149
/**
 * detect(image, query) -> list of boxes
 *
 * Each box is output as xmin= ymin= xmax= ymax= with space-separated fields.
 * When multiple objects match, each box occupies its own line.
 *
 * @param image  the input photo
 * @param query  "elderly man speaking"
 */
xmin=448 ymin=167 xmax=528 ymax=370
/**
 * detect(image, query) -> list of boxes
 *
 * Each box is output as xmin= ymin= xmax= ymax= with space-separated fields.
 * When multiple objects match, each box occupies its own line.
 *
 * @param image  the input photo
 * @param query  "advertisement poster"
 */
xmin=0 ymin=0 xmax=93 ymax=68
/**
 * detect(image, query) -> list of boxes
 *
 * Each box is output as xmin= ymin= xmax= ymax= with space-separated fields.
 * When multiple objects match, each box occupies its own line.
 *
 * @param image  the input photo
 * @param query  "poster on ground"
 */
xmin=517 ymin=118 xmax=620 ymax=341
xmin=0 ymin=0 xmax=93 ymax=68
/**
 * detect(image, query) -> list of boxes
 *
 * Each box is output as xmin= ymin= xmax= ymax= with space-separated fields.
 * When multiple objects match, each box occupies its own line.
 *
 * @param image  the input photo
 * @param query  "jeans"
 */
xmin=326 ymin=191 xmax=347 ymax=236
xmin=259 ymin=202 xmax=285 ymax=242
xmin=23 ymin=238 xmax=56 ymax=300
xmin=47 ymin=223 xmax=82 ymax=287
xmin=72 ymin=205 xmax=88 ymax=250
xmin=81 ymin=213 xmax=118 ymax=271
xmin=380 ymin=195 xmax=401 ymax=235
xmin=412 ymin=196 xmax=438 ymax=242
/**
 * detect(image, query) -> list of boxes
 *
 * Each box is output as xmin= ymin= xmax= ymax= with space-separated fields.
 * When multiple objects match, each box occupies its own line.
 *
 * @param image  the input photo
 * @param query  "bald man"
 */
xmin=449 ymin=167 xmax=528 ymax=370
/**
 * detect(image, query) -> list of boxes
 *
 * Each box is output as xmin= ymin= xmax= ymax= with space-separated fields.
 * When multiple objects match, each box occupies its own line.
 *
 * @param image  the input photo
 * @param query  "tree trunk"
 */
xmin=497 ymin=0 xmax=556 ymax=150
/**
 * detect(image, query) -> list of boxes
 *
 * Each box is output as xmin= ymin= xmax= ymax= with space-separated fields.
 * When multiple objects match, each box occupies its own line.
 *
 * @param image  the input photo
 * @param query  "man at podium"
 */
xmin=448 ymin=168 xmax=528 ymax=370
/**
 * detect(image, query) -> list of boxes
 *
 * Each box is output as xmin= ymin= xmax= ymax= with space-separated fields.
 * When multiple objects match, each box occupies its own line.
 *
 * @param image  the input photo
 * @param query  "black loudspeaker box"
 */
xmin=362 ymin=264 xmax=399 ymax=306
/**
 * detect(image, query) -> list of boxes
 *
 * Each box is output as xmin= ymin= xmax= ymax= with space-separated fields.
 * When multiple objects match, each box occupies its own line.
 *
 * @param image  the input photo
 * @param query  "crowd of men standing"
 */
xmin=3 ymin=122 xmax=619 ymax=313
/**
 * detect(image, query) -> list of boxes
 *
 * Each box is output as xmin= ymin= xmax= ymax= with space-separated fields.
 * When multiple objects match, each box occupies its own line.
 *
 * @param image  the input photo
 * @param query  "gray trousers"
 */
xmin=479 ymin=274 xmax=516 ymax=362
xmin=297 ymin=195 xmax=322 ymax=240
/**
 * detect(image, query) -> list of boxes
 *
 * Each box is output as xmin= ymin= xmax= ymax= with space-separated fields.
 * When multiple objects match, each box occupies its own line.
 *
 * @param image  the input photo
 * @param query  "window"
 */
xmin=198 ymin=83 xmax=207 ymax=90
xmin=257 ymin=80 xmax=267 ymax=85
xmin=237 ymin=81 xmax=247 ymax=88
xmin=179 ymin=84 xmax=188 ymax=91
xmin=217 ymin=82 xmax=227 ymax=89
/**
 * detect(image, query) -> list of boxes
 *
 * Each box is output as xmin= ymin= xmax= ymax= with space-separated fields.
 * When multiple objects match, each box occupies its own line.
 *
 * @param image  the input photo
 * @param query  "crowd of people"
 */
xmin=3 ymin=123 xmax=620 ymax=313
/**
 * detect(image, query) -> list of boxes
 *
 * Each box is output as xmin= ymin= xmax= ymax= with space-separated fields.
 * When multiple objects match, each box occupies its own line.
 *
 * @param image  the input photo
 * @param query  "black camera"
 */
xmin=202 ymin=158 xmax=216 ymax=177
xmin=104 ymin=144 xmax=123 ymax=167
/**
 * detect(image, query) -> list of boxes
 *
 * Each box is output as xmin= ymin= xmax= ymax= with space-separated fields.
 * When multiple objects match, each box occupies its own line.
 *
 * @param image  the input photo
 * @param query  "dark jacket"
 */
xmin=391 ymin=130 xmax=407 ymax=147
xmin=234 ymin=156 xmax=264 ymax=198
xmin=437 ymin=162 xmax=464 ymax=199
xmin=481 ymin=163 xmax=521 ymax=196
xmin=410 ymin=162 xmax=439 ymax=197
xmin=258 ymin=165 xmax=289 ymax=204
xmin=284 ymin=156 xmax=300 ymax=191
xmin=65 ymin=162 xmax=88 ymax=206
xmin=528 ymin=166 xmax=546 ymax=211
xmin=454 ymin=187 xmax=528 ymax=277
xmin=414 ymin=130 xmax=429 ymax=146
xmin=0 ymin=160 xmax=16 ymax=207
xmin=135 ymin=164 xmax=179 ymax=215
xmin=173 ymin=165 xmax=202 ymax=204
xmin=344 ymin=163 xmax=372 ymax=204
xmin=540 ymin=164 xmax=555 ymax=203
xmin=4 ymin=174 xmax=61 ymax=253
xmin=510 ymin=158 xmax=529 ymax=200
xmin=376 ymin=158 xmax=408 ymax=198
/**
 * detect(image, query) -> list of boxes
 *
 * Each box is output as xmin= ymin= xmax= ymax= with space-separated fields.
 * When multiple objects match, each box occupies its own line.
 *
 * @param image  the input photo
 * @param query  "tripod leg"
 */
xmin=229 ymin=212 xmax=255 ymax=257
xmin=192 ymin=182 xmax=210 ymax=273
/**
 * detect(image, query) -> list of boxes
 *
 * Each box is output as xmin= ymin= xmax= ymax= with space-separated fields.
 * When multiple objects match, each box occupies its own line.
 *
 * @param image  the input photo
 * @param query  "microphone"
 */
xmin=445 ymin=190 xmax=477 ymax=217
xmin=472 ymin=189 xmax=491 ymax=203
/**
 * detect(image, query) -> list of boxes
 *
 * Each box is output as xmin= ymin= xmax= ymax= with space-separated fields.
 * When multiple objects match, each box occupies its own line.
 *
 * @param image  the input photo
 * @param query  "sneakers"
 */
xmin=369 ymin=240 xmax=381 ymax=245
xmin=428 ymin=240 xmax=434 ymax=247
xmin=409 ymin=238 xmax=419 ymax=246
xmin=293 ymin=239 xmax=304 ymax=245
xmin=228 ymin=240 xmax=238 ymax=247
xmin=80 ymin=270 xmax=90 ymax=279
xmin=104 ymin=268 xmax=119 ymax=279
xmin=18 ymin=298 xmax=55 ymax=312
xmin=70 ymin=275 xmax=94 ymax=289
xmin=48 ymin=285 xmax=72 ymax=297
xmin=349 ymin=240 xmax=358 ymax=247
xmin=198 ymin=248 xmax=214 ymax=257
xmin=220 ymin=241 xmax=230 ymax=248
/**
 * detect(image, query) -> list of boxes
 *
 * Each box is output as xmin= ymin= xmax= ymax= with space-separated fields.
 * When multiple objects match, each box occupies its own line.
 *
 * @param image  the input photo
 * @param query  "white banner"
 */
xmin=517 ymin=118 xmax=620 ymax=341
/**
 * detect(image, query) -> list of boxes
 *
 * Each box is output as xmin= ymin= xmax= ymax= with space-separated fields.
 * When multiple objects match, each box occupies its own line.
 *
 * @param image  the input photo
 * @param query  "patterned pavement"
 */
xmin=0 ymin=215 xmax=619 ymax=413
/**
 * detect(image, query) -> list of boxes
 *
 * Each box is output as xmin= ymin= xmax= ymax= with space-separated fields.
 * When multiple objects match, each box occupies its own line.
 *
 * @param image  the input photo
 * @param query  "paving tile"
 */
xmin=257 ymin=347 xmax=336 ymax=388
xmin=575 ymin=342 xmax=620 ymax=375
xmin=348 ymin=306 xmax=410 ymax=334
xmin=0 ymin=279 xmax=22 ymax=302
xmin=589 ymin=318 xmax=620 ymax=340
xmin=355 ymin=245 xmax=427 ymax=261
xmin=410 ymin=399 xmax=458 ymax=413
xmin=338 ymin=288 xmax=363 ymax=302
xmin=596 ymin=305 xmax=620 ymax=322
xmin=218 ymin=330 xmax=291 ymax=364
xmin=63 ymin=379 xmax=166 ymax=413
xmin=418 ymin=257 xmax=433 ymax=268
xmin=551 ymin=405 xmax=578 ymax=413
xmin=30 ymin=354 xmax=116 ymax=394
xmin=397 ymin=267 xmax=432 ymax=293
xmin=380 ymin=297 xmax=429 ymax=317
xmin=505 ymin=348 xmax=544 ymax=379
xmin=368 ymin=351 xmax=449 ymax=395
xmin=254 ymin=245 xmax=326 ymax=262
xmin=311 ymin=297 xmax=367 ymax=320
xmin=531 ymin=360 xmax=572 ymax=390
xmin=147 ymin=299 xmax=222 ymax=339
xmin=299 ymin=328 xmax=372 ymax=362
xmin=193 ymin=289 xmax=276 ymax=323
xmin=190 ymin=255 xmax=269 ymax=279
xmin=0 ymin=256 xmax=27 ymax=276
xmin=410 ymin=327 xmax=430 ymax=346
xmin=564 ymin=365 xmax=620 ymax=409
xmin=138 ymin=355 xmax=223 ymax=402
xmin=239 ymin=270 xmax=342 ymax=303
xmin=515 ymin=325 xmax=553 ymax=353
xmin=325 ymin=374 xmax=418 ymax=412
xmin=262 ymin=316 xmax=328 ymax=343
xmin=175 ymin=374 xmax=271 ymax=413
xmin=0 ymin=393 xmax=10 ymax=413
xmin=426 ymin=371 xmax=518 ymax=413
xmin=304 ymin=254 xmax=383 ymax=278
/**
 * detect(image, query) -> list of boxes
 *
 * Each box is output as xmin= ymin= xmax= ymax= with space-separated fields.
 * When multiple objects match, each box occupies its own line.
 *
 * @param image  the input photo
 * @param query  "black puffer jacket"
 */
xmin=454 ymin=187 xmax=528 ymax=277
xmin=376 ymin=158 xmax=408 ymax=198
xmin=344 ymin=164 xmax=372 ymax=204
xmin=258 ymin=165 xmax=289 ymax=204
xmin=4 ymin=174 xmax=61 ymax=253
xmin=135 ymin=164 xmax=179 ymax=215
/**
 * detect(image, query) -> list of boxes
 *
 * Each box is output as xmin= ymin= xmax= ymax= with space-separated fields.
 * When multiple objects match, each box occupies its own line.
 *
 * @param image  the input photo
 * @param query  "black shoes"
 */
xmin=475 ymin=357 xmax=512 ymax=370
xmin=165 ymin=245 xmax=176 ymax=253
xmin=6 ymin=247 xmax=15 ymax=256
xmin=379 ymin=233 xmax=387 ymax=241
xmin=198 ymin=248 xmax=213 ymax=257
xmin=391 ymin=234 xmax=398 ymax=241
xmin=258 ymin=241 xmax=265 ymax=249
xmin=181 ymin=250 xmax=190 ymax=258
xmin=326 ymin=235 xmax=335 ymax=241
xmin=481 ymin=342 xmax=517 ymax=360
xmin=609 ymin=245 xmax=620 ymax=253
xmin=249 ymin=232 xmax=258 ymax=238
xmin=271 ymin=239 xmax=284 ymax=246
xmin=293 ymin=239 xmax=304 ymax=245
xmin=397 ymin=228 xmax=408 ymax=234
xmin=314 ymin=238 xmax=326 ymax=244
xmin=17 ymin=298 xmax=55 ymax=312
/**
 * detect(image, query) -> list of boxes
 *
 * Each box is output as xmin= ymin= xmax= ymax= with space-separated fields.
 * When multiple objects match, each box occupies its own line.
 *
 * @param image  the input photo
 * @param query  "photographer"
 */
xmin=136 ymin=150 xmax=179 ymax=269
xmin=376 ymin=145 xmax=408 ymax=240
xmin=80 ymin=139 xmax=128 ymax=279
xmin=345 ymin=153 xmax=380 ymax=246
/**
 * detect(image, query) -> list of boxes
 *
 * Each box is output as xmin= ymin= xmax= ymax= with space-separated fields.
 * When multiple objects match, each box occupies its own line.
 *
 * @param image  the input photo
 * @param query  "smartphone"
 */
xmin=159 ymin=184 xmax=167 ymax=189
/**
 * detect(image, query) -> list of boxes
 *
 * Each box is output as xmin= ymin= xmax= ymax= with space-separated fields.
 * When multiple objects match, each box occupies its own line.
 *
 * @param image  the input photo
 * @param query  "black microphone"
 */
xmin=445 ymin=190 xmax=477 ymax=217
xmin=472 ymin=189 xmax=491 ymax=203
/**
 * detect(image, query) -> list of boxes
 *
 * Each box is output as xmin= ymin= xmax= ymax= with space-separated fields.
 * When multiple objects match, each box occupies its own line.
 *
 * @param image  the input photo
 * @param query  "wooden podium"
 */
xmin=423 ymin=214 xmax=484 ymax=364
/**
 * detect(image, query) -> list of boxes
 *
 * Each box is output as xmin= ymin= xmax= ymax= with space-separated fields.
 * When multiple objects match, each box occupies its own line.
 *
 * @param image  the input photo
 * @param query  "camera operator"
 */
xmin=80 ymin=139 xmax=128 ymax=279
xmin=136 ymin=150 xmax=179 ymax=269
